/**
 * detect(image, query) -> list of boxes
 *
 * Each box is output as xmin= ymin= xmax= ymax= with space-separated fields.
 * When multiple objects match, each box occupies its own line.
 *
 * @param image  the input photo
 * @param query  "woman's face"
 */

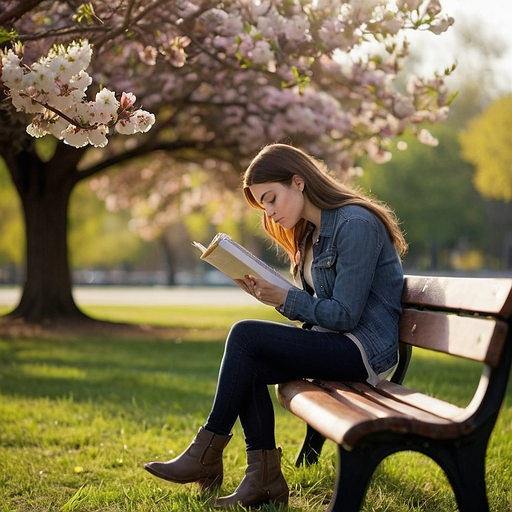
xmin=249 ymin=176 xmax=306 ymax=230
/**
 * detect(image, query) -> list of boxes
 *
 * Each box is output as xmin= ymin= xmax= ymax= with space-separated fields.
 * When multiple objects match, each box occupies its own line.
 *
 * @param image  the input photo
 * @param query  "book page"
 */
xmin=193 ymin=233 xmax=293 ymax=290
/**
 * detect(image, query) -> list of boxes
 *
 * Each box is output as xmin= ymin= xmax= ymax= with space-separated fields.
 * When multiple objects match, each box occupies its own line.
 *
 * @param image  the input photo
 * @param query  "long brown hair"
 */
xmin=243 ymin=143 xmax=407 ymax=272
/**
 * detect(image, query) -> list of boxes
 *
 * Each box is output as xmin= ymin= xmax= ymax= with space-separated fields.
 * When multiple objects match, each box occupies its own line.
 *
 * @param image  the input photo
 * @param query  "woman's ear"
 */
xmin=292 ymin=174 xmax=305 ymax=192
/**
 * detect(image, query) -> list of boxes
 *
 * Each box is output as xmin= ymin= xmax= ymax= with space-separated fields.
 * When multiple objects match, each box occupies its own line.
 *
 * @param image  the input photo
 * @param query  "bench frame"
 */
xmin=277 ymin=275 xmax=512 ymax=512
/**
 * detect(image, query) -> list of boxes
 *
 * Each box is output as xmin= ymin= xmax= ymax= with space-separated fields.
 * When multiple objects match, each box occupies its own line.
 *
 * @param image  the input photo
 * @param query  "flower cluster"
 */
xmin=0 ymin=40 xmax=155 ymax=147
xmin=132 ymin=0 xmax=453 ymax=173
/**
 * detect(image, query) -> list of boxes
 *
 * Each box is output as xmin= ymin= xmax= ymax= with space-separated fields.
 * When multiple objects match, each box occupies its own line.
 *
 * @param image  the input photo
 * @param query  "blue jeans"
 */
xmin=205 ymin=319 xmax=368 ymax=450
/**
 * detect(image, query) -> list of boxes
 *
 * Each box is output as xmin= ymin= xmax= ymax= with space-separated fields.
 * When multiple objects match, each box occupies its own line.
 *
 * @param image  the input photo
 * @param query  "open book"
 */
xmin=192 ymin=233 xmax=294 ymax=290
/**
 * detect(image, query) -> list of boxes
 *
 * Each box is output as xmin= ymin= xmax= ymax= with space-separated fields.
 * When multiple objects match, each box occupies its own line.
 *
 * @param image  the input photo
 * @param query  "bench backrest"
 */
xmin=399 ymin=276 xmax=512 ymax=367
xmin=394 ymin=276 xmax=512 ymax=423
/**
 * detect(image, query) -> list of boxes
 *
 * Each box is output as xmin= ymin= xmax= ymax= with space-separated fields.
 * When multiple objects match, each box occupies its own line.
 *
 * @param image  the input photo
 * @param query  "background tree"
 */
xmin=459 ymin=95 xmax=512 ymax=202
xmin=0 ymin=0 xmax=454 ymax=325
xmin=356 ymin=124 xmax=487 ymax=270
xmin=0 ymin=159 xmax=23 ymax=283
xmin=69 ymin=180 xmax=146 ymax=271
xmin=441 ymin=17 xmax=508 ymax=127
xmin=0 ymin=158 xmax=146 ymax=284
xmin=459 ymin=95 xmax=512 ymax=269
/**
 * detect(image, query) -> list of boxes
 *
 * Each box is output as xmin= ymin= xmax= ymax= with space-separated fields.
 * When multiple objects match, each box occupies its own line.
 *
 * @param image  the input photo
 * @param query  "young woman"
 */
xmin=144 ymin=143 xmax=407 ymax=509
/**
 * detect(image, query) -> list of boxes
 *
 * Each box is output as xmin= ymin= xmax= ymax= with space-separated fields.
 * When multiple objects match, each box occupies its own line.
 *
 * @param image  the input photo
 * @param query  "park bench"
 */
xmin=276 ymin=275 xmax=512 ymax=512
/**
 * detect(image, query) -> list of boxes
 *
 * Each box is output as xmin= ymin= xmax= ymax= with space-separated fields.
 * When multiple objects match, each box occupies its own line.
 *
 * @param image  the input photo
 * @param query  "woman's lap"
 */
xmin=228 ymin=319 xmax=368 ymax=384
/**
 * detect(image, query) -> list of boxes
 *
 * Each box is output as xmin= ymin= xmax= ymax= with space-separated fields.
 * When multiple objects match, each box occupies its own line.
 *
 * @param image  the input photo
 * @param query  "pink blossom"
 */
xmin=251 ymin=41 xmax=274 ymax=65
xmin=283 ymin=15 xmax=311 ymax=42
xmin=428 ymin=16 xmax=454 ymax=35
xmin=120 ymin=92 xmax=136 ymax=110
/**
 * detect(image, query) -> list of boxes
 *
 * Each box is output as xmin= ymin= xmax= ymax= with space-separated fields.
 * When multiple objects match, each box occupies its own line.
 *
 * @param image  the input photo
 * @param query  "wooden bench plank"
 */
xmin=374 ymin=380 xmax=468 ymax=420
xmin=317 ymin=380 xmax=463 ymax=424
xmin=277 ymin=379 xmax=466 ymax=451
xmin=403 ymin=275 xmax=512 ymax=317
xmin=277 ymin=379 xmax=380 ymax=450
xmin=343 ymin=381 xmax=467 ymax=421
xmin=399 ymin=309 xmax=508 ymax=366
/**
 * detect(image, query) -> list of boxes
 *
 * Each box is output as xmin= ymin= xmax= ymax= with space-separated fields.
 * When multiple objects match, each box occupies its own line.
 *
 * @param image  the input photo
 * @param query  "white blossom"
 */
xmin=62 ymin=126 xmax=90 ymax=147
xmin=251 ymin=40 xmax=274 ymax=65
xmin=417 ymin=128 xmax=439 ymax=147
xmin=283 ymin=15 xmax=311 ymax=42
xmin=0 ymin=40 xmax=155 ymax=147
xmin=87 ymin=125 xmax=109 ymax=147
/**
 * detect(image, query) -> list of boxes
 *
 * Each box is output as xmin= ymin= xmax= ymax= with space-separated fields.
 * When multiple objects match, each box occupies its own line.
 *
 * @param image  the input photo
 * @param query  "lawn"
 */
xmin=0 ymin=303 xmax=511 ymax=511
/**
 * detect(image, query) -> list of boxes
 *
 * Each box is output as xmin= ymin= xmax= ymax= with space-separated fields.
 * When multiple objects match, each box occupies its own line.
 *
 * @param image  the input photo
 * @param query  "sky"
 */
xmin=412 ymin=0 xmax=512 ymax=94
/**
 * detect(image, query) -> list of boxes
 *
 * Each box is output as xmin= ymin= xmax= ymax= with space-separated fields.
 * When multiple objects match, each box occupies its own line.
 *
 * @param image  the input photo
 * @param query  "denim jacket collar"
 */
xmin=318 ymin=208 xmax=338 ymax=240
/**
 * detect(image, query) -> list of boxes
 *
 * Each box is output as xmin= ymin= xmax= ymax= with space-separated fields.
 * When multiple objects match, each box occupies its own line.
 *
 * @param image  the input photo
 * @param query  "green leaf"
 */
xmin=0 ymin=27 xmax=19 ymax=45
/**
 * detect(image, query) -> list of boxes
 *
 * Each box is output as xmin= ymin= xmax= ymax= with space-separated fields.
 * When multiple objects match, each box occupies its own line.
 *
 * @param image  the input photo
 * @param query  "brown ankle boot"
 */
xmin=144 ymin=427 xmax=232 ymax=491
xmin=213 ymin=448 xmax=289 ymax=509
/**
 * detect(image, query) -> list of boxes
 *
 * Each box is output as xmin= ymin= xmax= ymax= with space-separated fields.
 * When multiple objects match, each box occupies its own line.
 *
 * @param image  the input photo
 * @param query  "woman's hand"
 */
xmin=235 ymin=275 xmax=288 ymax=308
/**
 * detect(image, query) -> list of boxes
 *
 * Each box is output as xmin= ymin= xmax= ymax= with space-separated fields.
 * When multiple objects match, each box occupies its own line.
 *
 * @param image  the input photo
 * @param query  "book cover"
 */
xmin=193 ymin=233 xmax=293 ymax=290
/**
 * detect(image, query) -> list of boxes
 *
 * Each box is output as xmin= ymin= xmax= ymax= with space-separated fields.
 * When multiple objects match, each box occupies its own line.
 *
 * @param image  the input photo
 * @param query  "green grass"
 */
xmin=0 ymin=303 xmax=511 ymax=511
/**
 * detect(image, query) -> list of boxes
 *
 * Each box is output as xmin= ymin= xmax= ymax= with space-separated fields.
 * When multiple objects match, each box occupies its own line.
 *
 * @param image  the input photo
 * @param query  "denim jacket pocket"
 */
xmin=313 ymin=248 xmax=337 ymax=269
xmin=312 ymin=248 xmax=337 ymax=295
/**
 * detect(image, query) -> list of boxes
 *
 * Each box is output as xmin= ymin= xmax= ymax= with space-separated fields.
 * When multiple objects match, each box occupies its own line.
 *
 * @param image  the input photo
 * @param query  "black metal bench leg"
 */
xmin=326 ymin=443 xmax=390 ymax=512
xmin=296 ymin=424 xmax=327 ymax=466
xmin=324 ymin=437 xmax=493 ymax=512
xmin=431 ymin=433 xmax=492 ymax=512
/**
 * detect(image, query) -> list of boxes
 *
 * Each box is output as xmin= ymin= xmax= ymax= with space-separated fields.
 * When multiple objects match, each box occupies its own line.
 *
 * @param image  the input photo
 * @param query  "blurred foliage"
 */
xmin=0 ymin=158 xmax=23 ymax=265
xmin=68 ymin=180 xmax=146 ymax=268
xmin=356 ymin=124 xmax=487 ymax=270
xmin=459 ymin=95 xmax=512 ymax=202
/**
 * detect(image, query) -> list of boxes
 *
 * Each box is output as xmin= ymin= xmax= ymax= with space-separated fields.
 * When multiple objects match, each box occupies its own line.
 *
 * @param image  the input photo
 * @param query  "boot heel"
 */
xmin=198 ymin=472 xmax=223 ymax=492
xmin=213 ymin=448 xmax=289 ymax=509
xmin=273 ymin=489 xmax=289 ymax=505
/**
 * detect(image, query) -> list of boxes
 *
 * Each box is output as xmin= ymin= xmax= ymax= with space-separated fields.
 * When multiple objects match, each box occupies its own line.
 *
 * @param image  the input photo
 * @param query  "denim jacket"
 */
xmin=280 ymin=205 xmax=404 ymax=375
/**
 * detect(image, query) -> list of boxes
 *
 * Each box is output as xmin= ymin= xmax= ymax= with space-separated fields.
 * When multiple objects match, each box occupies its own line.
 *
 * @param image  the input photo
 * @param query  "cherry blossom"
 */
xmin=1 ymin=0 xmax=455 ymax=236
xmin=0 ymin=40 xmax=155 ymax=147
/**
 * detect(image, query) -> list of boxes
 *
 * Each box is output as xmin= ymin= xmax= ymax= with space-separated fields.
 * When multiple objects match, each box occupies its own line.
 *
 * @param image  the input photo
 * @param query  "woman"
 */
xmin=144 ymin=143 xmax=407 ymax=509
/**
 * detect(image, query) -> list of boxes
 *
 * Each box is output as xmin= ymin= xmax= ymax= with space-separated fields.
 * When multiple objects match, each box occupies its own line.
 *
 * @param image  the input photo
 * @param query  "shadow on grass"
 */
xmin=3 ymin=335 xmax=511 ymax=412
xmin=0 ymin=336 xmax=226 ymax=415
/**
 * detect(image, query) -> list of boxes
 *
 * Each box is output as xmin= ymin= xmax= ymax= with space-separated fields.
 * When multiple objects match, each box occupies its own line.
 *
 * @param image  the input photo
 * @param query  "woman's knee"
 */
xmin=227 ymin=320 xmax=257 ymax=344
xmin=226 ymin=320 xmax=272 ymax=352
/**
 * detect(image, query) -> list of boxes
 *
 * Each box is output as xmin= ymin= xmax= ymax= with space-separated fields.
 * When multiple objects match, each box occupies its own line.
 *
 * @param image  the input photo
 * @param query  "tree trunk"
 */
xmin=160 ymin=236 xmax=176 ymax=286
xmin=5 ymin=145 xmax=87 ymax=323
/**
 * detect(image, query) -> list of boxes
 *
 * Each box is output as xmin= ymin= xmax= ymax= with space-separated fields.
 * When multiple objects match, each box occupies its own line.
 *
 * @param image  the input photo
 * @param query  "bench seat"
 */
xmin=278 ymin=378 xmax=469 ymax=452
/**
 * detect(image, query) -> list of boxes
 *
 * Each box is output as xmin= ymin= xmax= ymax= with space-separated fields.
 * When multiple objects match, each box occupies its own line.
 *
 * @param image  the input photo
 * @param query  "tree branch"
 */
xmin=74 ymin=139 xmax=196 ymax=182
xmin=75 ymin=138 xmax=239 ymax=183
xmin=94 ymin=0 xmax=170 ymax=51
xmin=0 ymin=0 xmax=45 ymax=26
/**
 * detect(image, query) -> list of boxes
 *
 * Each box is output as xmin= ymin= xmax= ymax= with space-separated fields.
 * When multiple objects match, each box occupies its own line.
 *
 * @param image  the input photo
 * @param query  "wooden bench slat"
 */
xmin=344 ymin=381 xmax=467 ymax=422
xmin=403 ymin=275 xmax=512 ymax=317
xmin=278 ymin=379 xmax=465 ymax=451
xmin=277 ymin=380 xmax=381 ymax=450
xmin=399 ymin=309 xmax=508 ymax=366
xmin=374 ymin=380 xmax=468 ymax=420
xmin=316 ymin=383 xmax=408 ymax=420
xmin=319 ymin=380 xmax=461 ymax=424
